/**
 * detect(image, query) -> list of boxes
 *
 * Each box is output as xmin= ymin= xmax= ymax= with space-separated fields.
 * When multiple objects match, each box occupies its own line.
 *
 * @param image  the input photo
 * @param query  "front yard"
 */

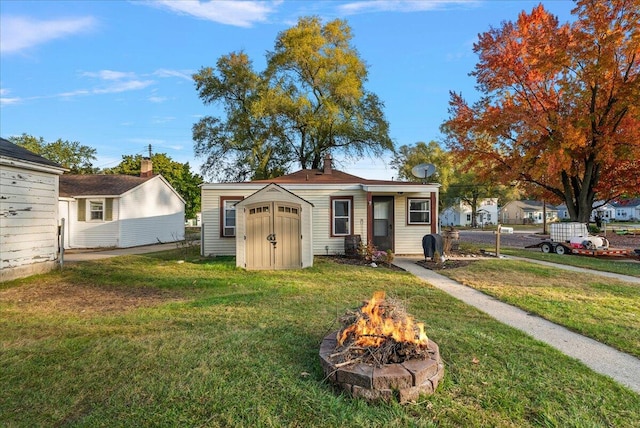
xmin=1 ymin=251 xmax=639 ymax=427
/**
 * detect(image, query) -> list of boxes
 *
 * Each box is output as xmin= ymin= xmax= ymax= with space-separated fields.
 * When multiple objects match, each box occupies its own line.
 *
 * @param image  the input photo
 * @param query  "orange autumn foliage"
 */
xmin=443 ymin=0 xmax=640 ymax=222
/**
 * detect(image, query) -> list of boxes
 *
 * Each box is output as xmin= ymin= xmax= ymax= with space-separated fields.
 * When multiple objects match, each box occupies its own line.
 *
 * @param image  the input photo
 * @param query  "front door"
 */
xmin=245 ymin=202 xmax=301 ymax=270
xmin=372 ymin=196 xmax=394 ymax=251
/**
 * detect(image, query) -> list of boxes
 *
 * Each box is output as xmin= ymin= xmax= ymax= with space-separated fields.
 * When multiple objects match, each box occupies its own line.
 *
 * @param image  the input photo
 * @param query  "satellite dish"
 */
xmin=411 ymin=163 xmax=436 ymax=180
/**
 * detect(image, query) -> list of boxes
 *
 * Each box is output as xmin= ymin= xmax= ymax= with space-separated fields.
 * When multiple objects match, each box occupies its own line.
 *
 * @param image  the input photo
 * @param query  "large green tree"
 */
xmin=9 ymin=133 xmax=97 ymax=174
xmin=105 ymin=153 xmax=203 ymax=219
xmin=442 ymin=0 xmax=640 ymax=222
xmin=193 ymin=16 xmax=394 ymax=181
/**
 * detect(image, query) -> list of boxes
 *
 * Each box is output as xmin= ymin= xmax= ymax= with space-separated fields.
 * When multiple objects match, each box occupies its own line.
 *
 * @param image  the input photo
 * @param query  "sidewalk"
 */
xmin=393 ymin=256 xmax=640 ymax=394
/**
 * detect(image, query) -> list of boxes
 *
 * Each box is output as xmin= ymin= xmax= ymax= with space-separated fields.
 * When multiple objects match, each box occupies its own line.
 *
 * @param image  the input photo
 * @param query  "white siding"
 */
xmin=64 ymin=198 xmax=119 ymax=248
xmin=201 ymin=188 xmax=246 ymax=257
xmin=64 ymin=176 xmax=185 ymax=248
xmin=0 ymin=165 xmax=59 ymax=271
xmin=118 ymin=177 xmax=185 ymax=247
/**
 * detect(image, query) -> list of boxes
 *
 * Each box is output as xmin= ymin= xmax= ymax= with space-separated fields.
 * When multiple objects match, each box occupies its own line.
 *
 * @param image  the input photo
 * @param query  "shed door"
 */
xmin=245 ymin=202 xmax=301 ymax=270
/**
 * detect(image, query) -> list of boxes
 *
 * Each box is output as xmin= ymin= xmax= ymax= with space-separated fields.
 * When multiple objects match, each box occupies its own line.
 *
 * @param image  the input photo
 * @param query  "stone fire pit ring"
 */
xmin=319 ymin=332 xmax=445 ymax=403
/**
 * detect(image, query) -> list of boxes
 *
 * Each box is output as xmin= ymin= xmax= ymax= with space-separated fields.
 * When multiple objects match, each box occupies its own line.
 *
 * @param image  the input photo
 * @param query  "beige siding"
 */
xmin=202 ymin=184 xmax=437 ymax=258
xmin=0 ymin=165 xmax=59 ymax=272
xmin=394 ymin=195 xmax=433 ymax=254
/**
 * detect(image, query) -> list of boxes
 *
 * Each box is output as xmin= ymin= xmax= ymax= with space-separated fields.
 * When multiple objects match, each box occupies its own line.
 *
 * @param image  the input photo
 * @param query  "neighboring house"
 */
xmin=58 ymin=160 xmax=185 ymax=248
xmin=499 ymin=200 xmax=559 ymax=225
xmin=439 ymin=198 xmax=498 ymax=227
xmin=612 ymin=198 xmax=640 ymax=222
xmin=1 ymin=138 xmax=67 ymax=282
xmin=201 ymin=156 xmax=440 ymax=270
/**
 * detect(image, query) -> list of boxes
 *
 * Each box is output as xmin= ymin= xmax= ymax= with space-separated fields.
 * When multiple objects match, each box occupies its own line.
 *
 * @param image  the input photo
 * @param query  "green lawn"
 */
xmin=1 ymin=252 xmax=639 ymax=427
xmin=437 ymin=258 xmax=640 ymax=359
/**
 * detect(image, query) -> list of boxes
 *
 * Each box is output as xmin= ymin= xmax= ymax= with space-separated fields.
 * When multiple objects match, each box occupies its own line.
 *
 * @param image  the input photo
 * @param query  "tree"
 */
xmin=442 ymin=0 xmax=640 ymax=223
xmin=9 ymin=133 xmax=98 ymax=174
xmin=193 ymin=16 xmax=394 ymax=181
xmin=105 ymin=153 xmax=203 ymax=219
xmin=390 ymin=141 xmax=453 ymax=188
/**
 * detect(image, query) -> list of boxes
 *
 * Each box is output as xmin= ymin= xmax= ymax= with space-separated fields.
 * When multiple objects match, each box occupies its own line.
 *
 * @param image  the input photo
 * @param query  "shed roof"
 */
xmin=0 ymin=137 xmax=65 ymax=169
xmin=59 ymin=174 xmax=154 ymax=197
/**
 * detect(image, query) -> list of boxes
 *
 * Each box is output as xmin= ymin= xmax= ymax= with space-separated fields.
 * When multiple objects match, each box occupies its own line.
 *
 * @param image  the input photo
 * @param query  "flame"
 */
xmin=338 ymin=291 xmax=428 ymax=348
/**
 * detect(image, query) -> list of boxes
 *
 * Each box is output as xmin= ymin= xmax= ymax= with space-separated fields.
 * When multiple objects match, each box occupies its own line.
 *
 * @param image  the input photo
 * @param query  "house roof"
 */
xmin=59 ymin=174 xmax=155 ymax=197
xmin=612 ymin=198 xmax=640 ymax=208
xmin=251 ymin=168 xmax=432 ymax=186
xmin=505 ymin=200 xmax=559 ymax=211
xmin=0 ymin=137 xmax=65 ymax=169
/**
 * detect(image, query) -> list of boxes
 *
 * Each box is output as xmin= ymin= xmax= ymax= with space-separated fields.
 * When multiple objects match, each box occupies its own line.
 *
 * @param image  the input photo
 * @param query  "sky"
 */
xmin=0 ymin=0 xmax=577 ymax=181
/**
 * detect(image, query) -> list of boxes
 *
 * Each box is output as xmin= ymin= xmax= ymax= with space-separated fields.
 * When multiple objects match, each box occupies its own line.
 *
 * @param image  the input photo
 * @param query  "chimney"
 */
xmin=323 ymin=153 xmax=332 ymax=175
xmin=140 ymin=157 xmax=153 ymax=178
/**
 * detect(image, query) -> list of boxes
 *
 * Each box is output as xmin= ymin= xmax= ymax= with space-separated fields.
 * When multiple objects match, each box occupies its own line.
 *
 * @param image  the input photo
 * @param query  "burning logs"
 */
xmin=320 ymin=292 xmax=444 ymax=403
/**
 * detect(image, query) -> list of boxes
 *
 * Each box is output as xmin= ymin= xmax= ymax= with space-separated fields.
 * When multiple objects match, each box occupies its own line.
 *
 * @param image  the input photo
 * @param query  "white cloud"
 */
xmin=0 ymin=15 xmax=96 ymax=54
xmin=153 ymin=68 xmax=194 ymax=81
xmin=82 ymin=70 xmax=137 ymax=80
xmin=148 ymin=96 xmax=168 ymax=103
xmin=338 ymin=0 xmax=479 ymax=15
xmin=147 ymin=0 xmax=280 ymax=27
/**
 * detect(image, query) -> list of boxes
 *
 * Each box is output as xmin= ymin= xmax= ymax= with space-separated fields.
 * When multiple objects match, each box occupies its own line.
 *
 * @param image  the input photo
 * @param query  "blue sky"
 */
xmin=0 ymin=0 xmax=576 ymax=181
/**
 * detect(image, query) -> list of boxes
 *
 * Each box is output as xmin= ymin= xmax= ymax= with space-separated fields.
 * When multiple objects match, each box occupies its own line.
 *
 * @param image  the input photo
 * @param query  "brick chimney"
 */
xmin=140 ymin=157 xmax=153 ymax=178
xmin=323 ymin=153 xmax=332 ymax=175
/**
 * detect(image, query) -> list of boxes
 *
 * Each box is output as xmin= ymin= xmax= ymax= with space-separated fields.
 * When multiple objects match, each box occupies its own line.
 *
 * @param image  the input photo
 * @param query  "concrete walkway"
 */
xmin=505 ymin=255 xmax=640 ymax=284
xmin=393 ymin=256 xmax=640 ymax=394
xmin=61 ymin=242 xmax=182 ymax=263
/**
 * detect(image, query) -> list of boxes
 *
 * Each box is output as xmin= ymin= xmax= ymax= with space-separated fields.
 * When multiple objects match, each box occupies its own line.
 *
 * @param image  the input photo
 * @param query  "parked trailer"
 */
xmin=526 ymin=222 xmax=640 ymax=258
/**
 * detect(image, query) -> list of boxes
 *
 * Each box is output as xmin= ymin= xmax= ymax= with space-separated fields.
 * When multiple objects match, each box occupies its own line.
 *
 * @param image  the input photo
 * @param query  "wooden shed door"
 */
xmin=245 ymin=202 xmax=301 ymax=270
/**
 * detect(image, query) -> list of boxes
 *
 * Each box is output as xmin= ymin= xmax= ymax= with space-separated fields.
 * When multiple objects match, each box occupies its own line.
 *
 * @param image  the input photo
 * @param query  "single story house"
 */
xmin=58 ymin=159 xmax=185 ymax=248
xmin=201 ymin=156 xmax=440 ymax=269
xmin=1 ymin=138 xmax=67 ymax=282
xmin=612 ymin=198 xmax=640 ymax=222
xmin=439 ymin=198 xmax=498 ymax=227
xmin=499 ymin=200 xmax=559 ymax=225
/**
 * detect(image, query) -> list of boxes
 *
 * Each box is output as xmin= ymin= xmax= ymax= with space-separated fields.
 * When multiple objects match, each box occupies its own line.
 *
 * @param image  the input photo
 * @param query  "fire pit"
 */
xmin=319 ymin=292 xmax=444 ymax=403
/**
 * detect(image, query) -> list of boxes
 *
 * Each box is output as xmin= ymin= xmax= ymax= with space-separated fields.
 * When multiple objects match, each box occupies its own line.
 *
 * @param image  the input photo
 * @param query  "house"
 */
xmin=499 ymin=200 xmax=558 ymax=225
xmin=1 ymin=138 xmax=67 ymax=282
xmin=58 ymin=159 xmax=185 ymax=248
xmin=612 ymin=198 xmax=640 ymax=222
xmin=201 ymin=156 xmax=440 ymax=269
xmin=439 ymin=198 xmax=498 ymax=227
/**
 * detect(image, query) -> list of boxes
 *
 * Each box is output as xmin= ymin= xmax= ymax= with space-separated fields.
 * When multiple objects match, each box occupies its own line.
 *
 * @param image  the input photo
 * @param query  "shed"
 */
xmin=0 ymin=138 xmax=67 ymax=281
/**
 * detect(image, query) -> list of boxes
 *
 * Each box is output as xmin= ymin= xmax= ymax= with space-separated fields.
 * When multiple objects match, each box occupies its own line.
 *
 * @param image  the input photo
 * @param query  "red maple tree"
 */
xmin=442 ymin=0 xmax=639 ymax=222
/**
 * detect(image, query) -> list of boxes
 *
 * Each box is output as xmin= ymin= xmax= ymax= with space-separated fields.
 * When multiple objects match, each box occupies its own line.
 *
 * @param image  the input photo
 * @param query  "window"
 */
xmin=408 ymin=198 xmax=431 ymax=224
xmin=220 ymin=197 xmax=241 ymax=237
xmin=331 ymin=196 xmax=352 ymax=236
xmin=90 ymin=201 xmax=104 ymax=221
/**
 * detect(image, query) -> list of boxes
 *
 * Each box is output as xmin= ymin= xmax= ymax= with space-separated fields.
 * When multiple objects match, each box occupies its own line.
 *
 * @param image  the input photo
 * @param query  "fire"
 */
xmin=338 ymin=291 xmax=428 ymax=348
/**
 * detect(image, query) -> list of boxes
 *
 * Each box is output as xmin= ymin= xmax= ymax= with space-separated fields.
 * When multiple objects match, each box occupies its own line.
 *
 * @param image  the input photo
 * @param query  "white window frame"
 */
xmin=222 ymin=198 xmax=240 ymax=237
xmin=89 ymin=200 xmax=104 ymax=222
xmin=331 ymin=197 xmax=352 ymax=236
xmin=407 ymin=198 xmax=431 ymax=225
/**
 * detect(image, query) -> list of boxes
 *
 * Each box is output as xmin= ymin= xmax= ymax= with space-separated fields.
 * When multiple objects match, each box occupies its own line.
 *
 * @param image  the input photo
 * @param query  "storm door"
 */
xmin=372 ymin=196 xmax=394 ymax=251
